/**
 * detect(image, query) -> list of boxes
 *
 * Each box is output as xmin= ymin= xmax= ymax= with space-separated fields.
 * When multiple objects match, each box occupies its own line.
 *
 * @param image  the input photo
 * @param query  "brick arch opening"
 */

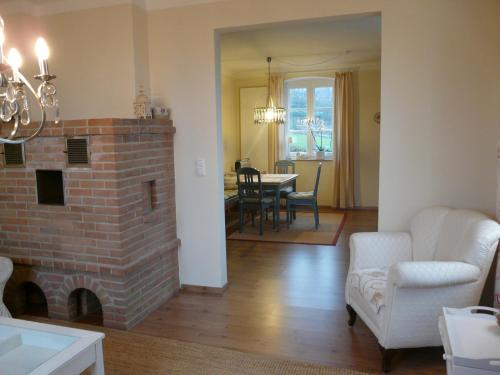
xmin=5 ymin=281 xmax=48 ymax=318
xmin=68 ymin=288 xmax=103 ymax=326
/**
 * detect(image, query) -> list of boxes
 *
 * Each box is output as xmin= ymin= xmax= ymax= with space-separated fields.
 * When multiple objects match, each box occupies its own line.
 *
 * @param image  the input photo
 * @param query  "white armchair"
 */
xmin=345 ymin=207 xmax=500 ymax=372
xmin=0 ymin=257 xmax=13 ymax=318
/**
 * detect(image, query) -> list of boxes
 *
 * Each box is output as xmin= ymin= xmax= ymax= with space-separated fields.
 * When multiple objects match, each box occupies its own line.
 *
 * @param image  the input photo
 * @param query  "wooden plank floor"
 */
xmin=133 ymin=210 xmax=445 ymax=374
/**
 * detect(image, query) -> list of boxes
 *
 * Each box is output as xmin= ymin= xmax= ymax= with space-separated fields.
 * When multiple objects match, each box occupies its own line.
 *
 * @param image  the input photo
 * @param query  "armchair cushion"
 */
xmin=349 ymin=232 xmax=412 ymax=270
xmin=388 ymin=261 xmax=481 ymax=288
xmin=350 ymin=267 xmax=388 ymax=314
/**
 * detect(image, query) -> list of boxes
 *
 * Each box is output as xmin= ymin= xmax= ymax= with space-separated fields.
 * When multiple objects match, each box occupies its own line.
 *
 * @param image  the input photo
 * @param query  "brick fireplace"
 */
xmin=0 ymin=118 xmax=179 ymax=329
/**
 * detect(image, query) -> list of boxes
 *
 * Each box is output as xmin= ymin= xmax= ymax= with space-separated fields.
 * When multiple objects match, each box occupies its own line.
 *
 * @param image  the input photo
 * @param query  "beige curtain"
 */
xmin=333 ymin=72 xmax=355 ymax=208
xmin=268 ymin=74 xmax=284 ymax=173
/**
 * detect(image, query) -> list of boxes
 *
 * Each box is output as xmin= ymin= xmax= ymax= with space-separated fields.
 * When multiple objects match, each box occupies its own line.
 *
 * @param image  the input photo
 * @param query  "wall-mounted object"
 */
xmin=153 ymin=106 xmax=169 ymax=119
xmin=2 ymin=143 xmax=24 ymax=166
xmin=65 ymin=137 xmax=90 ymax=167
xmin=374 ymin=111 xmax=381 ymax=124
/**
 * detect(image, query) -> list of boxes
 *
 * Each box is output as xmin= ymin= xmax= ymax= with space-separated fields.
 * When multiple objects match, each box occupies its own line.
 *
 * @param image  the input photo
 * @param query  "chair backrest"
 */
xmin=410 ymin=207 xmax=500 ymax=271
xmin=235 ymin=158 xmax=251 ymax=172
xmin=274 ymin=160 xmax=295 ymax=174
xmin=237 ymin=167 xmax=263 ymax=201
xmin=313 ymin=163 xmax=322 ymax=197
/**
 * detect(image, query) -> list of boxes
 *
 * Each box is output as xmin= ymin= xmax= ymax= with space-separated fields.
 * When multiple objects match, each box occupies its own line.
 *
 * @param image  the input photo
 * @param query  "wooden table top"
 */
xmin=260 ymin=174 xmax=298 ymax=185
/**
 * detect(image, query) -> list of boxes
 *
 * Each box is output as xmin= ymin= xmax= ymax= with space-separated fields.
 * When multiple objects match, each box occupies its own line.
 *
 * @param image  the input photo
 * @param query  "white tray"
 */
xmin=439 ymin=306 xmax=500 ymax=374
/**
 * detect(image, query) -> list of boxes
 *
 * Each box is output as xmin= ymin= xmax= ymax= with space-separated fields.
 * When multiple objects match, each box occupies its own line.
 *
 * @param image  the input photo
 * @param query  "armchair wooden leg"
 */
xmin=379 ymin=345 xmax=398 ymax=373
xmin=346 ymin=304 xmax=357 ymax=326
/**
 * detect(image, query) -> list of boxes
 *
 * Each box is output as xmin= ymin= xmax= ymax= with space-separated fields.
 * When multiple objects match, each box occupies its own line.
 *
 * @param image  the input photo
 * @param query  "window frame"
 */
xmin=284 ymin=77 xmax=335 ymax=160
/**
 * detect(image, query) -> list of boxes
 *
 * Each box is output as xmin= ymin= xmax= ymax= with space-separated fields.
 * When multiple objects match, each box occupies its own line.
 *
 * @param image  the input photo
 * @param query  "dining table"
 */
xmin=260 ymin=173 xmax=298 ymax=232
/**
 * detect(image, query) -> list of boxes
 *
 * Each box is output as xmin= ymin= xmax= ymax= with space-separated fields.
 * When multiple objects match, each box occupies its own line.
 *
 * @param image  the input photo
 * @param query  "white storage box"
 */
xmin=439 ymin=306 xmax=500 ymax=375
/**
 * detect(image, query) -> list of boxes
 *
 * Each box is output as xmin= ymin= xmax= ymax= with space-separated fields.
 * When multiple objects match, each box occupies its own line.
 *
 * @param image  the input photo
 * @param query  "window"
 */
xmin=285 ymin=77 xmax=334 ymax=159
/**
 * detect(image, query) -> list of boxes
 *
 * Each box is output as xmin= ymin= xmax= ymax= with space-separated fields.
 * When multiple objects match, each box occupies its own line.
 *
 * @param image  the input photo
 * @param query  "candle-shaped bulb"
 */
xmin=8 ymin=48 xmax=22 ymax=70
xmin=35 ymin=37 xmax=49 ymax=60
xmin=35 ymin=37 xmax=49 ymax=76
xmin=8 ymin=48 xmax=22 ymax=82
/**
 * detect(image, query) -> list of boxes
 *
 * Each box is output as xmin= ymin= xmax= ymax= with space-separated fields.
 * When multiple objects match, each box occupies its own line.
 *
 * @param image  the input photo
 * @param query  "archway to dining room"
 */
xmin=217 ymin=14 xmax=381 ymax=245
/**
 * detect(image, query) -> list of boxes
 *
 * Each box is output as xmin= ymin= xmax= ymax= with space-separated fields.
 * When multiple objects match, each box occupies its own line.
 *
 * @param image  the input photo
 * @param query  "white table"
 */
xmin=439 ymin=306 xmax=500 ymax=375
xmin=0 ymin=317 xmax=105 ymax=375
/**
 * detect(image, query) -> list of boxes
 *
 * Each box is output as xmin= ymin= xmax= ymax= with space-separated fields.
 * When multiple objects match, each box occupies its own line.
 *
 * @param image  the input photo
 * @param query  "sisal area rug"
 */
xmin=72 ymin=323 xmax=371 ymax=375
xmin=227 ymin=211 xmax=346 ymax=245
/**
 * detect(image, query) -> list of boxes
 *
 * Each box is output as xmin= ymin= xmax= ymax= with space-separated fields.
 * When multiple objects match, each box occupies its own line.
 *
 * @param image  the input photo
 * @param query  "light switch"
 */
xmin=195 ymin=158 xmax=206 ymax=176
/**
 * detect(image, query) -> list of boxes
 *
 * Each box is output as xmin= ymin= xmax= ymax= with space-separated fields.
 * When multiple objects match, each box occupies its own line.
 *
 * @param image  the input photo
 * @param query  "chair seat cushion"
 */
xmin=350 ymin=267 xmax=388 ymax=314
xmin=240 ymin=197 xmax=274 ymax=205
xmin=264 ymin=186 xmax=294 ymax=196
xmin=287 ymin=191 xmax=314 ymax=200
xmin=224 ymin=189 xmax=238 ymax=201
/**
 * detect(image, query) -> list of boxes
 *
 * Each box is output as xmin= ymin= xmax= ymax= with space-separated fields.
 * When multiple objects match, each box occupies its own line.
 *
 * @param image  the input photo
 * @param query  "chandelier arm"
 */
xmin=0 ymin=71 xmax=48 ymax=144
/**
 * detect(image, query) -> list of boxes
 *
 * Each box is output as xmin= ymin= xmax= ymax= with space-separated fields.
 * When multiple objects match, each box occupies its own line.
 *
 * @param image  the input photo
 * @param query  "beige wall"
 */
xmin=3 ymin=0 xmax=498 ymax=288
xmin=2 ymin=4 xmax=146 ymax=120
xmin=148 ymin=0 xmax=499 ymax=287
xmin=223 ymin=69 xmax=380 ymax=207
xmin=356 ymin=69 xmax=380 ymax=207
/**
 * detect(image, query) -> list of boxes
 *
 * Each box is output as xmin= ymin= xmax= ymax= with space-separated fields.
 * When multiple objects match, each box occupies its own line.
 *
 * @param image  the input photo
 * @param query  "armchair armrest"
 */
xmin=389 ymin=261 xmax=481 ymax=288
xmin=349 ymin=232 xmax=412 ymax=270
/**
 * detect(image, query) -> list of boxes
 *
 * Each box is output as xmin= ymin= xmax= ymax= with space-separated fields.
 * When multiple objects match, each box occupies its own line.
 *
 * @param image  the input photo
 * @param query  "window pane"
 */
xmin=314 ymin=87 xmax=333 ymax=129
xmin=314 ymin=87 xmax=332 ymax=108
xmin=289 ymin=108 xmax=307 ymax=131
xmin=289 ymin=88 xmax=307 ymax=108
xmin=314 ymin=108 xmax=333 ymax=129
xmin=312 ymin=130 xmax=333 ymax=152
xmin=288 ymin=131 xmax=307 ymax=153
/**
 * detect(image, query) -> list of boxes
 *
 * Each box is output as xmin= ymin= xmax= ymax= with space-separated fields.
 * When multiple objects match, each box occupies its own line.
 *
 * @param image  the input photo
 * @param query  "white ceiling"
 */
xmin=0 ymin=0 xmax=226 ymax=15
xmin=220 ymin=14 xmax=381 ymax=77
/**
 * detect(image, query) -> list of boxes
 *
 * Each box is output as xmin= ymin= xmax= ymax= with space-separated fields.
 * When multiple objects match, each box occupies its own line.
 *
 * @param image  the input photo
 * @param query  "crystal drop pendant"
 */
xmin=0 ymin=100 xmax=12 ymax=122
xmin=6 ymin=83 xmax=16 ymax=103
xmin=20 ymin=108 xmax=30 ymax=126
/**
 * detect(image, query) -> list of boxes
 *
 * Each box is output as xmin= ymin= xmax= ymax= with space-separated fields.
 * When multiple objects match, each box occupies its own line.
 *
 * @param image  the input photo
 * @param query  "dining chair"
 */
xmin=286 ymin=163 xmax=322 ymax=230
xmin=237 ymin=167 xmax=276 ymax=235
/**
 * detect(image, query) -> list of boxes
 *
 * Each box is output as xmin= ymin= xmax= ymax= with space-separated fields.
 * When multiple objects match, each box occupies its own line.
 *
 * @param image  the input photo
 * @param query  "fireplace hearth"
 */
xmin=0 ymin=118 xmax=179 ymax=329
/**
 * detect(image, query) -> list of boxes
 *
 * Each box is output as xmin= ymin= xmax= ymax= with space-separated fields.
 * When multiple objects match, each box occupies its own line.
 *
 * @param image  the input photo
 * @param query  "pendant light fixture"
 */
xmin=253 ymin=57 xmax=285 ymax=125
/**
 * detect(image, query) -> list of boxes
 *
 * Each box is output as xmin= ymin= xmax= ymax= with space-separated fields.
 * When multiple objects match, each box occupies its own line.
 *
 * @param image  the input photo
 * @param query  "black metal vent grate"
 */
xmin=66 ymin=138 xmax=89 ymax=166
xmin=3 ymin=144 xmax=24 ymax=166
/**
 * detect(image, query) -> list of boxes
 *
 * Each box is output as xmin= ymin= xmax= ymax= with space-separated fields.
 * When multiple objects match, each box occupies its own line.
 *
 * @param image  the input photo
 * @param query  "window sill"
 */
xmin=288 ymin=156 xmax=333 ymax=161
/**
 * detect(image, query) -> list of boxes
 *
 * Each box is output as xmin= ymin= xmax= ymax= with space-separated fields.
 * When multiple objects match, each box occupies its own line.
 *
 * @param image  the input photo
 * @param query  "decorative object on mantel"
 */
xmin=153 ymin=106 xmax=169 ymax=119
xmin=301 ymin=117 xmax=327 ymax=159
xmin=0 ymin=16 xmax=59 ymax=145
xmin=253 ymin=57 xmax=285 ymax=125
xmin=374 ymin=111 xmax=380 ymax=124
xmin=133 ymin=85 xmax=152 ymax=119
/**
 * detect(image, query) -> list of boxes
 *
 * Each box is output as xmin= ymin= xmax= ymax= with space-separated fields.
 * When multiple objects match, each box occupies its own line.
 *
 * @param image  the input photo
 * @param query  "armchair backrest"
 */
xmin=410 ymin=207 xmax=500 ymax=271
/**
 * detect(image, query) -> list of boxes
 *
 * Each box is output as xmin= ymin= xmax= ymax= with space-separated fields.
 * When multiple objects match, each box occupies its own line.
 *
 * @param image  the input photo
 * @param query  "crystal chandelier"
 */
xmin=0 ymin=16 xmax=59 ymax=144
xmin=253 ymin=57 xmax=285 ymax=125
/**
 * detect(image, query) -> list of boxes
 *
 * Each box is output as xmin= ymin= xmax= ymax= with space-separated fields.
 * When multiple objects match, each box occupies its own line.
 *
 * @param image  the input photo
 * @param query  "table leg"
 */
xmin=275 ymin=184 xmax=281 ymax=231
xmin=90 ymin=341 xmax=105 ymax=375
